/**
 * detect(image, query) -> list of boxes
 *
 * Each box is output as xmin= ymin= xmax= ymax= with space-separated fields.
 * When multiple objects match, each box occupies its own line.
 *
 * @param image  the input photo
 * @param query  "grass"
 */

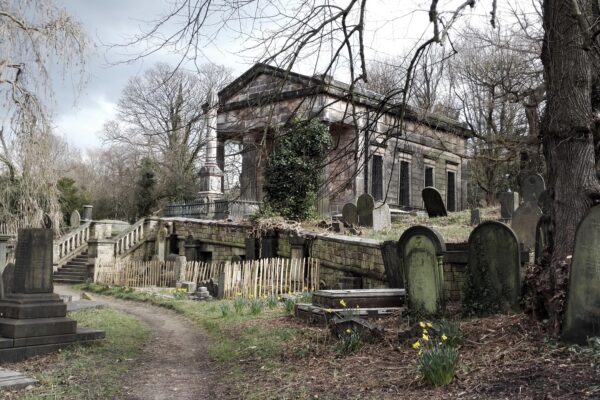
xmin=3 ymin=307 xmax=150 ymax=400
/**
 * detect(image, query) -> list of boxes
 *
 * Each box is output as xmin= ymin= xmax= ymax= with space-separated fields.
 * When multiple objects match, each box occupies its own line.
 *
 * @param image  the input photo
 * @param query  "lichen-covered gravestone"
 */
xmin=341 ymin=203 xmax=358 ymax=226
xmin=562 ymin=205 xmax=600 ymax=344
xmin=465 ymin=221 xmax=521 ymax=314
xmin=421 ymin=187 xmax=447 ymax=218
xmin=521 ymin=173 xmax=545 ymax=203
xmin=511 ymin=202 xmax=542 ymax=251
xmin=372 ymin=203 xmax=391 ymax=231
xmin=69 ymin=210 xmax=81 ymax=228
xmin=357 ymin=193 xmax=375 ymax=227
xmin=399 ymin=226 xmax=445 ymax=314
xmin=499 ymin=192 xmax=519 ymax=220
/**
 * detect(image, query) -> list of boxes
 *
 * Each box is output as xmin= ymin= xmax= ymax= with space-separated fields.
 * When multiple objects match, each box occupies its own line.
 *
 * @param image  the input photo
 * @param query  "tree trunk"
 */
xmin=539 ymin=0 xmax=600 ymax=333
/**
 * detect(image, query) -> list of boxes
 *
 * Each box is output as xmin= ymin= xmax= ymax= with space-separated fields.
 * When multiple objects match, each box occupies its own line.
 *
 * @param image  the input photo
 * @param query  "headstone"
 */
xmin=398 ymin=226 xmax=446 ymax=314
xmin=499 ymin=192 xmax=519 ymax=220
xmin=69 ymin=210 xmax=81 ymax=228
xmin=357 ymin=194 xmax=375 ymax=227
xmin=562 ymin=205 xmax=600 ymax=344
xmin=465 ymin=221 xmax=521 ymax=314
xmin=521 ymin=174 xmax=545 ymax=203
xmin=14 ymin=229 xmax=54 ymax=293
xmin=341 ymin=203 xmax=358 ymax=226
xmin=470 ymin=208 xmax=480 ymax=226
xmin=1 ymin=263 xmax=15 ymax=299
xmin=82 ymin=205 xmax=93 ymax=222
xmin=421 ymin=187 xmax=447 ymax=218
xmin=534 ymin=216 xmax=552 ymax=263
xmin=155 ymin=226 xmax=168 ymax=262
xmin=372 ymin=203 xmax=391 ymax=231
xmin=381 ymin=241 xmax=403 ymax=288
xmin=511 ymin=202 xmax=543 ymax=251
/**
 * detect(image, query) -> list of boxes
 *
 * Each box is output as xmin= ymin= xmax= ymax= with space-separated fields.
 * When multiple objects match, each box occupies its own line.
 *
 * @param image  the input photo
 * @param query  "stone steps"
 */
xmin=54 ymin=252 xmax=89 ymax=284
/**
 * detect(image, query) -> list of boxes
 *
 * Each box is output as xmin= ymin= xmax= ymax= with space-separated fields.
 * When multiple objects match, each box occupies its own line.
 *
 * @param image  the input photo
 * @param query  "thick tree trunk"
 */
xmin=539 ymin=0 xmax=600 ymax=333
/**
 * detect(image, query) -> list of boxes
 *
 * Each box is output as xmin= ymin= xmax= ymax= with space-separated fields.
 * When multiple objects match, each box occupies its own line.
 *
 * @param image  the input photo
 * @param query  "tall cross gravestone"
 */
xmin=422 ymin=187 xmax=447 ymax=218
xmin=399 ymin=226 xmax=446 ymax=314
xmin=562 ymin=205 xmax=600 ymax=344
xmin=465 ymin=221 xmax=521 ymax=314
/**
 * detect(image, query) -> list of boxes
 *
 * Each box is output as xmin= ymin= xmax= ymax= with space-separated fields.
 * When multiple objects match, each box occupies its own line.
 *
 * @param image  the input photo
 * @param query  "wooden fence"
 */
xmin=94 ymin=257 xmax=320 ymax=298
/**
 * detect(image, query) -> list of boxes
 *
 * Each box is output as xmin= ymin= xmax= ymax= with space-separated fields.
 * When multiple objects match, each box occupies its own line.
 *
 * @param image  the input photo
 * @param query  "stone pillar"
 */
xmin=198 ymin=89 xmax=224 ymax=202
xmin=0 ymin=234 xmax=10 ymax=299
xmin=82 ymin=205 xmax=93 ymax=222
xmin=87 ymin=238 xmax=116 ymax=270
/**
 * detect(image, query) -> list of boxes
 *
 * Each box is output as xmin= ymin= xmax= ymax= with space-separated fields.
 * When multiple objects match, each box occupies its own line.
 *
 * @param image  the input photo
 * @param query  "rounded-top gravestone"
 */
xmin=422 ymin=187 xmax=447 ymax=218
xmin=562 ymin=205 xmax=600 ymax=344
xmin=399 ymin=226 xmax=446 ymax=314
xmin=511 ymin=202 xmax=542 ymax=251
xmin=341 ymin=203 xmax=359 ymax=226
xmin=70 ymin=210 xmax=81 ymax=228
xmin=465 ymin=221 xmax=521 ymax=314
xmin=357 ymin=193 xmax=375 ymax=227
xmin=522 ymin=174 xmax=545 ymax=203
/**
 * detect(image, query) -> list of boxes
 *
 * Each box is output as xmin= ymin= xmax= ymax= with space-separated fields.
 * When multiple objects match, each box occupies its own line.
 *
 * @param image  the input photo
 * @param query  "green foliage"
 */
xmin=285 ymin=297 xmax=296 ymax=315
xmin=220 ymin=302 xmax=232 ymax=317
xmin=419 ymin=345 xmax=460 ymax=386
xmin=136 ymin=157 xmax=157 ymax=218
xmin=436 ymin=320 xmax=463 ymax=348
xmin=263 ymin=119 xmax=331 ymax=220
xmin=250 ymin=298 xmax=264 ymax=315
xmin=57 ymin=177 xmax=90 ymax=225
xmin=336 ymin=328 xmax=363 ymax=355
xmin=266 ymin=295 xmax=279 ymax=309
xmin=233 ymin=296 xmax=247 ymax=314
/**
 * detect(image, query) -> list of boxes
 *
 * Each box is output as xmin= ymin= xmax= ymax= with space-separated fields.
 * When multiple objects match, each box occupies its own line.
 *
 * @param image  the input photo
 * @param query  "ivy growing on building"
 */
xmin=263 ymin=119 xmax=331 ymax=220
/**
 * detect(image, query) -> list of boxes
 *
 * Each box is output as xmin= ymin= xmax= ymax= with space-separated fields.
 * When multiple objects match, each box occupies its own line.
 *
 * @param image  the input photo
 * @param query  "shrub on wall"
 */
xmin=263 ymin=119 xmax=331 ymax=220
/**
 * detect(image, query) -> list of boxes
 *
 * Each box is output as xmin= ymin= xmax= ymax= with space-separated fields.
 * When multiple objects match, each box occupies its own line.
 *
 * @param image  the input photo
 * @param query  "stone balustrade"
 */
xmin=113 ymin=219 xmax=145 ymax=257
xmin=53 ymin=222 xmax=91 ymax=267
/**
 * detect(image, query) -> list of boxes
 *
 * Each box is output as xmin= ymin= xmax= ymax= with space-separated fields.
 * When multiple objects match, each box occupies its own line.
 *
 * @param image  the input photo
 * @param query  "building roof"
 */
xmin=217 ymin=63 xmax=471 ymax=137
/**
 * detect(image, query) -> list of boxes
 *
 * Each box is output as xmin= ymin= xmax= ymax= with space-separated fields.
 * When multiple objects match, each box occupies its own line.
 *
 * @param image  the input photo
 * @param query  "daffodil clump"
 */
xmin=336 ymin=327 xmax=363 ymax=355
xmin=220 ymin=302 xmax=232 ymax=317
xmin=250 ymin=298 xmax=264 ymax=315
xmin=411 ymin=321 xmax=459 ymax=386
xmin=266 ymin=295 xmax=280 ymax=309
xmin=233 ymin=295 xmax=247 ymax=314
xmin=171 ymin=287 xmax=188 ymax=300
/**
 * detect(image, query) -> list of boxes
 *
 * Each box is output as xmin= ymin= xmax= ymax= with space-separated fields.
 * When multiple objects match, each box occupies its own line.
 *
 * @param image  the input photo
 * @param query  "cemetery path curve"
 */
xmin=55 ymin=286 xmax=237 ymax=400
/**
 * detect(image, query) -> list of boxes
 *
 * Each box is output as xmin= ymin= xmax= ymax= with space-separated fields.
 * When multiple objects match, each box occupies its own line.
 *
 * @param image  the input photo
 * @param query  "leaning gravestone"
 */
xmin=521 ymin=174 xmax=545 ymax=203
xmin=511 ymin=202 xmax=543 ymax=251
xmin=372 ymin=203 xmax=391 ymax=231
xmin=69 ymin=210 xmax=81 ymax=228
xmin=357 ymin=193 xmax=375 ymax=227
xmin=499 ymin=192 xmax=519 ymax=220
xmin=422 ymin=187 xmax=447 ymax=218
xmin=465 ymin=221 xmax=521 ymax=314
xmin=562 ymin=205 xmax=600 ymax=344
xmin=399 ymin=226 xmax=446 ymax=314
xmin=341 ymin=203 xmax=359 ymax=226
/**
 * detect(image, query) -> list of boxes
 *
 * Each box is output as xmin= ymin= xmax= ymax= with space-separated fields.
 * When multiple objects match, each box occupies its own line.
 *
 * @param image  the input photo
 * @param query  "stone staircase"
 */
xmin=54 ymin=251 xmax=89 ymax=284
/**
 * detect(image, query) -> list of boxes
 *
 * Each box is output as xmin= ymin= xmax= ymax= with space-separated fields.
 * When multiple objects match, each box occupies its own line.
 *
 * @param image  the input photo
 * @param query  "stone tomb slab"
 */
xmin=0 ymin=368 xmax=38 ymax=390
xmin=562 ymin=205 xmax=600 ymax=344
xmin=422 ymin=187 xmax=447 ymax=218
xmin=399 ymin=226 xmax=445 ymax=314
xmin=294 ymin=303 xmax=403 ymax=326
xmin=311 ymin=289 xmax=405 ymax=309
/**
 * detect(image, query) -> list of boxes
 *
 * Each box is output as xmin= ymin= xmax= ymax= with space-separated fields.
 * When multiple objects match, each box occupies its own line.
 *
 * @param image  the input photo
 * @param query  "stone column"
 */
xmin=82 ymin=205 xmax=93 ymax=222
xmin=198 ymin=89 xmax=224 ymax=202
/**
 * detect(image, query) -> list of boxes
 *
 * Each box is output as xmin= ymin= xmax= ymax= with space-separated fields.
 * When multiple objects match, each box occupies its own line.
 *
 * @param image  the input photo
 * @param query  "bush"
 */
xmin=336 ymin=328 xmax=363 ymax=355
xmin=419 ymin=345 xmax=459 ymax=386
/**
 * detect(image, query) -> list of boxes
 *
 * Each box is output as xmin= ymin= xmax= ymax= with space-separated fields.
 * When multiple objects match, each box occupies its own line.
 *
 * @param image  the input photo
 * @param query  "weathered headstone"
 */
xmin=357 ymin=193 xmax=375 ymax=227
xmin=499 ymin=191 xmax=519 ymax=220
xmin=155 ymin=226 xmax=168 ymax=262
xmin=421 ymin=187 xmax=447 ymax=218
xmin=398 ymin=226 xmax=446 ymax=314
xmin=372 ymin=203 xmax=391 ymax=231
xmin=562 ymin=205 xmax=600 ymax=344
xmin=341 ymin=203 xmax=359 ymax=226
xmin=521 ymin=174 xmax=545 ymax=203
xmin=69 ymin=210 xmax=81 ymax=228
xmin=465 ymin=221 xmax=521 ymax=314
xmin=381 ymin=241 xmax=403 ymax=288
xmin=1 ymin=263 xmax=14 ymax=300
xmin=511 ymin=202 xmax=543 ymax=251
xmin=470 ymin=208 xmax=480 ymax=226
xmin=534 ymin=216 xmax=552 ymax=263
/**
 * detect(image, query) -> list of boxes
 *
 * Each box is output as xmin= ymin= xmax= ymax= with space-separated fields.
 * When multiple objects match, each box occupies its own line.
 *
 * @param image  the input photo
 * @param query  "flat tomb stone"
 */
xmin=295 ymin=303 xmax=403 ymax=326
xmin=312 ymin=289 xmax=405 ymax=309
xmin=0 ymin=369 xmax=38 ymax=390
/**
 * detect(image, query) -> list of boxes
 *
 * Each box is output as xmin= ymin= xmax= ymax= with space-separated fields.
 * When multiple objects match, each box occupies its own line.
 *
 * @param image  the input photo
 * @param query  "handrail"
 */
xmin=54 ymin=221 xmax=92 ymax=264
xmin=113 ymin=218 xmax=146 ymax=257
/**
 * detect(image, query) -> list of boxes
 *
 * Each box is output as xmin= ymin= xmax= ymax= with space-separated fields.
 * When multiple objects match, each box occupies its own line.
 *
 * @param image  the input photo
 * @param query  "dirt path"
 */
xmin=55 ymin=285 xmax=237 ymax=400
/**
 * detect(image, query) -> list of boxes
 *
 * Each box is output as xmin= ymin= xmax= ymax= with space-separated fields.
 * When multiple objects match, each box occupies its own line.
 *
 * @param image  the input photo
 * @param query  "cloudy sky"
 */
xmin=51 ymin=0 xmax=497 ymax=152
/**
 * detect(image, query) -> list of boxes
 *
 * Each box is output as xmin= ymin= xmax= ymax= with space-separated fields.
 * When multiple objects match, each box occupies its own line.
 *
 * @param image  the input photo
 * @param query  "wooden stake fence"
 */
xmin=94 ymin=261 xmax=178 ymax=287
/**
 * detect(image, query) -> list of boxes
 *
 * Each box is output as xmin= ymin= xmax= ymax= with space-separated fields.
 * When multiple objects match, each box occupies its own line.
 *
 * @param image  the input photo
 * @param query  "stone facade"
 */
xmin=214 ymin=64 xmax=470 ymax=215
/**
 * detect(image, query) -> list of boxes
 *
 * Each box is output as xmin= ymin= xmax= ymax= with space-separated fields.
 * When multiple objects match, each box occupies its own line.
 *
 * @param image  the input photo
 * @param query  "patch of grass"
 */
xmin=8 ymin=307 xmax=150 ymax=400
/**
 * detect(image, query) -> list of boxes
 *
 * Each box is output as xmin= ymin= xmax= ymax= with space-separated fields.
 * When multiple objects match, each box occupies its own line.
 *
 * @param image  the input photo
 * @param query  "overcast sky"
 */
xmin=51 ymin=0 xmax=499 ymax=152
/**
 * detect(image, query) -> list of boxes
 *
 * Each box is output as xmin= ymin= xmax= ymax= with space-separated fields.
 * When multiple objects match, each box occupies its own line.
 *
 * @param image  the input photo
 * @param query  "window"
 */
xmin=399 ymin=161 xmax=410 ymax=206
xmin=447 ymin=171 xmax=456 ymax=212
xmin=371 ymin=155 xmax=383 ymax=201
xmin=425 ymin=167 xmax=434 ymax=187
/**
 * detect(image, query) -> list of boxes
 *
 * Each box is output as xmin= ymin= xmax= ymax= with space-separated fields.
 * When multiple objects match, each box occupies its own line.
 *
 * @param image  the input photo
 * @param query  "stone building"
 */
xmin=208 ymin=63 xmax=470 ymax=215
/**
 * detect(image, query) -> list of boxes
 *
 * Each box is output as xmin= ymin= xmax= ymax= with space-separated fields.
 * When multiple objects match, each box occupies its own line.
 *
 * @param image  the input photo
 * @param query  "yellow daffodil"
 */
xmin=419 ymin=321 xmax=426 ymax=328
xmin=422 ymin=334 xmax=429 ymax=342
xmin=426 ymin=322 xmax=433 ymax=328
xmin=423 ymin=329 xmax=428 ymax=335
xmin=442 ymin=334 xmax=448 ymax=341
xmin=412 ymin=341 xmax=421 ymax=350
xmin=340 ymin=299 xmax=347 ymax=307
xmin=326 ymin=308 xmax=333 ymax=313
xmin=346 ymin=328 xmax=352 ymax=334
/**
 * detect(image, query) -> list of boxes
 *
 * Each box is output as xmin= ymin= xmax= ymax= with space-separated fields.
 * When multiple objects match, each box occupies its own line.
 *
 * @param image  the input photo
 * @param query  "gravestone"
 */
xmin=381 ymin=241 xmax=403 ymax=288
xmin=155 ymin=226 xmax=168 ymax=262
xmin=421 ymin=187 xmax=447 ymax=218
xmin=562 ymin=205 xmax=600 ymax=344
xmin=470 ymin=208 xmax=480 ymax=226
xmin=534 ymin=216 xmax=552 ymax=263
xmin=1 ymin=263 xmax=14 ymax=300
xmin=465 ymin=221 xmax=521 ymax=314
xmin=357 ymin=194 xmax=375 ymax=227
xmin=511 ymin=202 xmax=543 ymax=251
xmin=69 ymin=210 xmax=81 ymax=228
xmin=521 ymin=174 xmax=545 ymax=203
xmin=398 ymin=226 xmax=446 ymax=314
xmin=341 ymin=203 xmax=358 ymax=226
xmin=499 ymin=192 xmax=519 ymax=220
xmin=0 ymin=228 xmax=104 ymax=362
xmin=372 ymin=203 xmax=391 ymax=231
